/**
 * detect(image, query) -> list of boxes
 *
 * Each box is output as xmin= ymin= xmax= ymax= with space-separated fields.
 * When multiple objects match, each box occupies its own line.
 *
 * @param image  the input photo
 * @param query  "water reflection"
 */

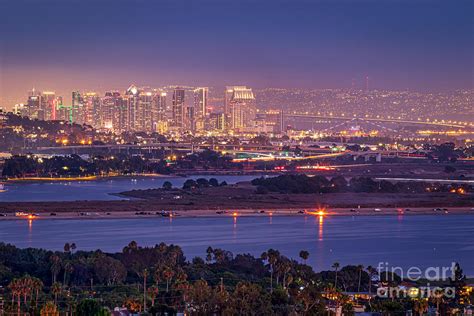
xmin=318 ymin=215 xmax=324 ymax=241
xmin=232 ymin=215 xmax=237 ymax=242
xmin=26 ymin=219 xmax=34 ymax=247
xmin=1 ymin=215 xmax=474 ymax=274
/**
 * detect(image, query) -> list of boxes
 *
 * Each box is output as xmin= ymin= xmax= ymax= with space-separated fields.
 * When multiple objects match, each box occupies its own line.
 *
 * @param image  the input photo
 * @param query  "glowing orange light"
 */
xmin=305 ymin=208 xmax=326 ymax=216
xmin=233 ymin=212 xmax=238 ymax=217
xmin=269 ymin=212 xmax=273 ymax=216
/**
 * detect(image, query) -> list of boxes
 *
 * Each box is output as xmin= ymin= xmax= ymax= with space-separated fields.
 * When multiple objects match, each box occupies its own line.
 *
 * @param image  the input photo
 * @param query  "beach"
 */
xmin=1 ymin=206 xmax=474 ymax=221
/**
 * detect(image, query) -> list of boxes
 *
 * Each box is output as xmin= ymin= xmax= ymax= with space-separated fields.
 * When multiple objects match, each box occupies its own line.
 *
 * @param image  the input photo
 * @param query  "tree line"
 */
xmin=251 ymin=174 xmax=472 ymax=194
xmin=0 ymin=242 xmax=471 ymax=315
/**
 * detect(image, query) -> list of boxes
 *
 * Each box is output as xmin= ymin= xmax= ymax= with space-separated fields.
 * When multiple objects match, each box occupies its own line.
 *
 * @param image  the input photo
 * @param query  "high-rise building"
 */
xmin=72 ymin=91 xmax=84 ymax=124
xmin=225 ymin=86 xmax=256 ymax=132
xmin=102 ymin=91 xmax=128 ymax=132
xmin=41 ymin=91 xmax=57 ymax=121
xmin=116 ymin=95 xmax=129 ymax=133
xmin=152 ymin=91 xmax=167 ymax=133
xmin=194 ymin=87 xmax=208 ymax=131
xmin=125 ymin=85 xmax=140 ymax=131
xmin=26 ymin=89 xmax=41 ymax=119
xmin=209 ymin=112 xmax=226 ymax=131
xmin=101 ymin=92 xmax=117 ymax=130
xmin=82 ymin=92 xmax=101 ymax=127
xmin=138 ymin=90 xmax=153 ymax=132
xmin=172 ymin=88 xmax=185 ymax=130
xmin=24 ymin=89 xmax=61 ymax=121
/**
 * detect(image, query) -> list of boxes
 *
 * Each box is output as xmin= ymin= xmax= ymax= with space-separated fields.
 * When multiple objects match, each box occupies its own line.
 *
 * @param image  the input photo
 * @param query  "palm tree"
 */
xmin=366 ymin=265 xmax=377 ymax=296
xmin=40 ymin=301 xmax=60 ymax=316
xmin=261 ymin=249 xmax=280 ymax=293
xmin=63 ymin=261 xmax=74 ymax=285
xmin=148 ymin=286 xmax=159 ymax=307
xmin=206 ymin=246 xmax=213 ymax=263
xmin=8 ymin=279 xmax=21 ymax=315
xmin=20 ymin=276 xmax=33 ymax=306
xmin=153 ymin=267 xmax=162 ymax=287
xmin=357 ymin=264 xmax=364 ymax=294
xmin=32 ymin=277 xmax=44 ymax=308
xmin=431 ymin=288 xmax=444 ymax=316
xmin=51 ymin=282 xmax=62 ymax=304
xmin=49 ymin=255 xmax=62 ymax=284
xmin=413 ymin=298 xmax=429 ymax=316
xmin=366 ymin=265 xmax=377 ymax=309
xmin=281 ymin=262 xmax=291 ymax=289
xmin=163 ymin=267 xmax=175 ymax=292
xmin=332 ymin=262 xmax=340 ymax=289
xmin=142 ymin=269 xmax=149 ymax=312
xmin=63 ymin=243 xmax=71 ymax=254
xmin=299 ymin=250 xmax=310 ymax=265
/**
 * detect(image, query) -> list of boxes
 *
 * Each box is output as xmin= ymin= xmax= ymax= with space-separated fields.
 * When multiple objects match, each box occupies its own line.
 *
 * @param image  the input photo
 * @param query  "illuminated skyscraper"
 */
xmin=225 ymin=86 xmax=256 ymax=132
xmin=193 ymin=87 xmax=208 ymax=131
xmin=26 ymin=89 xmax=41 ymax=119
xmin=172 ymin=87 xmax=185 ymax=130
xmin=72 ymin=91 xmax=84 ymax=124
xmin=101 ymin=92 xmax=119 ymax=130
xmin=83 ymin=92 xmax=101 ymax=127
xmin=41 ymin=91 xmax=57 ymax=121
xmin=209 ymin=112 xmax=226 ymax=131
xmin=125 ymin=85 xmax=140 ymax=131
xmin=152 ymin=91 xmax=167 ymax=132
xmin=138 ymin=90 xmax=153 ymax=132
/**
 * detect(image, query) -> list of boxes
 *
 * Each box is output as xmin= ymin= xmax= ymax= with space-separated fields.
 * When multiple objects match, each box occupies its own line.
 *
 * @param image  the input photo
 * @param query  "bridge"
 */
xmin=284 ymin=113 xmax=470 ymax=129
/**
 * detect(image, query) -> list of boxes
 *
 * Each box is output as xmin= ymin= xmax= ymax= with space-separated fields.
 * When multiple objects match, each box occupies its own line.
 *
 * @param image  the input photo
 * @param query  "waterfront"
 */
xmin=1 ymin=215 xmax=473 ymax=275
xmin=0 ymin=175 xmax=258 ymax=201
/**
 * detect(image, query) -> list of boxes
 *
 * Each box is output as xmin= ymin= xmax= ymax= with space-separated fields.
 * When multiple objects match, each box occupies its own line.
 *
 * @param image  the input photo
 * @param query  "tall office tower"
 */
xmin=138 ymin=90 xmax=153 ymax=132
xmin=125 ymin=85 xmax=140 ymax=131
xmin=26 ymin=89 xmax=42 ymax=119
xmin=152 ymin=91 xmax=167 ymax=133
xmin=102 ymin=91 xmax=117 ymax=130
xmin=172 ymin=88 xmax=185 ymax=130
xmin=226 ymin=86 xmax=256 ymax=132
xmin=184 ymin=103 xmax=195 ymax=132
xmin=193 ymin=87 xmax=208 ymax=132
xmin=41 ymin=91 xmax=57 ymax=120
xmin=102 ymin=91 xmax=123 ymax=131
xmin=72 ymin=91 xmax=84 ymax=124
xmin=209 ymin=112 xmax=226 ymax=131
xmin=80 ymin=92 xmax=101 ymax=127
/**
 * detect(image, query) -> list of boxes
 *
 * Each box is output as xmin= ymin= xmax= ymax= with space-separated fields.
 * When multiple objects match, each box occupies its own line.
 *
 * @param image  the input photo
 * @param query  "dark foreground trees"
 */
xmin=0 ymin=241 xmax=470 ymax=315
xmin=252 ymin=174 xmax=472 ymax=194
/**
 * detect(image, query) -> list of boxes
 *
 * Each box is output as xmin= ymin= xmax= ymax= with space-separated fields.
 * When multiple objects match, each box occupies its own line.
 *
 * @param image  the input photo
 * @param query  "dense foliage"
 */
xmin=0 ymin=242 xmax=471 ymax=315
xmin=1 ymin=154 xmax=171 ymax=178
xmin=1 ymin=149 xmax=239 ymax=178
xmin=251 ymin=174 xmax=472 ymax=194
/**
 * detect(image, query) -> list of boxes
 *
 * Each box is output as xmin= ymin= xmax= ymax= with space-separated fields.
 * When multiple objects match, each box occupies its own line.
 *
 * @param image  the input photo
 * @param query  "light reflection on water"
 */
xmin=2 ymin=215 xmax=474 ymax=275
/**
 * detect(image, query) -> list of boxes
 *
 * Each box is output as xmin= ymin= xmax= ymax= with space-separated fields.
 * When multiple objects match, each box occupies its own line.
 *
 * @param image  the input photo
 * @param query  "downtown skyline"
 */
xmin=1 ymin=0 xmax=473 ymax=108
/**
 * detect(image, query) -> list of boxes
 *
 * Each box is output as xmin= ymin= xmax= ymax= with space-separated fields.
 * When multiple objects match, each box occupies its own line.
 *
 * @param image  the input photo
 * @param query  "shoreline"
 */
xmin=3 ymin=173 xmax=178 ymax=183
xmin=2 ymin=207 xmax=474 ymax=221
